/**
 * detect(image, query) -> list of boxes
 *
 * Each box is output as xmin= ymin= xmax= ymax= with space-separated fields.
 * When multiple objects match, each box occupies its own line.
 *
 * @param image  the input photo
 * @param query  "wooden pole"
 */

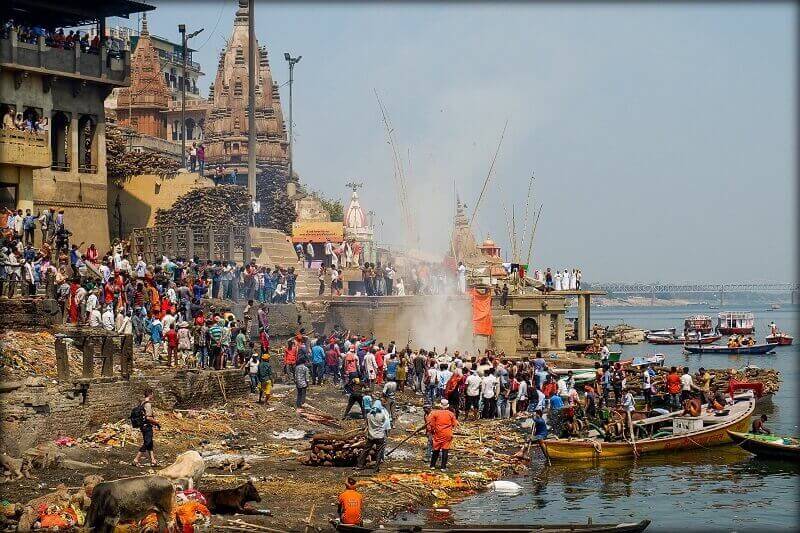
xmin=469 ymin=119 xmax=508 ymax=230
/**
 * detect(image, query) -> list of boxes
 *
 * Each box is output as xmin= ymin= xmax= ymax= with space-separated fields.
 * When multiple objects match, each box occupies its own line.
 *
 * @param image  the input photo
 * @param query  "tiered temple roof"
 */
xmin=203 ymin=0 xmax=288 ymax=174
xmin=116 ymin=14 xmax=170 ymax=138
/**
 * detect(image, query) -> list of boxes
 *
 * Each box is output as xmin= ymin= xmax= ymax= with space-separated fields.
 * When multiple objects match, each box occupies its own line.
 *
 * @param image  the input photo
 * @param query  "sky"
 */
xmin=113 ymin=2 xmax=797 ymax=284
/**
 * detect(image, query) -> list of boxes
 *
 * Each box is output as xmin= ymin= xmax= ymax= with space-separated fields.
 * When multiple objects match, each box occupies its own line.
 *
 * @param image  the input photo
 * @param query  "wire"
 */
xmin=194 ymin=0 xmax=226 ymax=51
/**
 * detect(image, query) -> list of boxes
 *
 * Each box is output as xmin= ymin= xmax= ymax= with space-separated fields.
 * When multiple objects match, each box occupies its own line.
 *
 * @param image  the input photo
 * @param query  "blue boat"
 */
xmin=683 ymin=343 xmax=777 ymax=355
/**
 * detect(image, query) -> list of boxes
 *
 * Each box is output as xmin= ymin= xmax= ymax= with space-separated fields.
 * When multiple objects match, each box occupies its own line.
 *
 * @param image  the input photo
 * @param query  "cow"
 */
xmin=205 ymin=479 xmax=262 ymax=515
xmin=86 ymin=476 xmax=175 ymax=533
xmin=157 ymin=450 xmax=205 ymax=489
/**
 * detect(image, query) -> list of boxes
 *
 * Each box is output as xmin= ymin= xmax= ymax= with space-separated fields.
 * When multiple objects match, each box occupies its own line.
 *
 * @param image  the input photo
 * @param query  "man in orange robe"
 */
xmin=426 ymin=398 xmax=458 ymax=470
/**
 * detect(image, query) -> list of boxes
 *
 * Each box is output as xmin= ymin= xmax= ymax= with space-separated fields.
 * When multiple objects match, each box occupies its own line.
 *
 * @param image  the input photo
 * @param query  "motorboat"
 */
xmin=685 ymin=315 xmax=713 ymax=335
xmin=647 ymin=333 xmax=722 ymax=345
xmin=728 ymin=431 xmax=800 ymax=462
xmin=766 ymin=332 xmax=793 ymax=346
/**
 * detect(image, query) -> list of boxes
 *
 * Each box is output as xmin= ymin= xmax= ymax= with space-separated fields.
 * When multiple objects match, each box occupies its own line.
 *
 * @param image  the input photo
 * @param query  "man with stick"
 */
xmin=427 ymin=399 xmax=458 ymax=471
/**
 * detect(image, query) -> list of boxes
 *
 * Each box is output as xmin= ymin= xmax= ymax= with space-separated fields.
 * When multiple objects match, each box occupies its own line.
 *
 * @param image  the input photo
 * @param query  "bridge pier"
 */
xmin=720 ymin=285 xmax=724 ymax=307
xmin=792 ymin=290 xmax=798 ymax=305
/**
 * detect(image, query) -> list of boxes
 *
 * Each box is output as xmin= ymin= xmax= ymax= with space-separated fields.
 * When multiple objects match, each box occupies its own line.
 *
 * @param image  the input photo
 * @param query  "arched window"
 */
xmin=50 ymin=111 xmax=70 ymax=171
xmin=519 ymin=317 xmax=539 ymax=345
xmin=77 ymin=115 xmax=97 ymax=173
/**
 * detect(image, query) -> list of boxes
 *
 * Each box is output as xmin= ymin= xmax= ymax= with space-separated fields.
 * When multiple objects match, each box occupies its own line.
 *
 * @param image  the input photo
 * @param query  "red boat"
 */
xmin=766 ymin=333 xmax=793 ymax=346
xmin=717 ymin=312 xmax=755 ymax=335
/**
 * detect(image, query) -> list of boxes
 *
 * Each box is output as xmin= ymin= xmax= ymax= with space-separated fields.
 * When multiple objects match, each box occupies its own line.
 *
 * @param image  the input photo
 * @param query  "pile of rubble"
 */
xmin=0 ymin=330 xmax=81 ymax=380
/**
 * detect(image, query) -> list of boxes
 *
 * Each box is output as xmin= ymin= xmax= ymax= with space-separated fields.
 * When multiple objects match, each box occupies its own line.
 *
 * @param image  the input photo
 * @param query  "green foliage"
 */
xmin=317 ymin=194 xmax=344 ymax=222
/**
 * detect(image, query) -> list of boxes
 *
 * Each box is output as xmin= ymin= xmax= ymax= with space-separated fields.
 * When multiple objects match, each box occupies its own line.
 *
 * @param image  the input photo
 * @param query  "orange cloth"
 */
xmin=542 ymin=381 xmax=558 ymax=398
xmin=470 ymin=288 xmax=494 ymax=335
xmin=338 ymin=489 xmax=364 ymax=525
xmin=175 ymin=500 xmax=210 ymax=526
xmin=666 ymin=373 xmax=681 ymax=395
xmin=426 ymin=408 xmax=458 ymax=450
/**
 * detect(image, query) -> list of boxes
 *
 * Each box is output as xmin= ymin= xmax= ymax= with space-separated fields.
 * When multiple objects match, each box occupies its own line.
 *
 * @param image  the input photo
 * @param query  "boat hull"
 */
xmin=647 ymin=335 xmax=721 ymax=345
xmin=541 ymin=398 xmax=754 ymax=461
xmin=766 ymin=335 xmax=793 ymax=346
xmin=728 ymin=431 xmax=800 ymax=462
xmin=718 ymin=327 xmax=754 ymax=335
xmin=683 ymin=343 xmax=777 ymax=355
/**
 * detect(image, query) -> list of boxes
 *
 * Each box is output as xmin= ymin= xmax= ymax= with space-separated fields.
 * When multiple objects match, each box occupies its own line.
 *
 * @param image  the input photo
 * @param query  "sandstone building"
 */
xmin=0 ymin=0 xmax=153 ymax=251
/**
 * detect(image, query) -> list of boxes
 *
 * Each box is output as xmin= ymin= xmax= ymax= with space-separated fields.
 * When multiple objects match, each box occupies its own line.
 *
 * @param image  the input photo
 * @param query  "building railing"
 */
xmin=131 ymin=225 xmax=252 ymax=265
xmin=78 ymin=164 xmax=98 ymax=174
xmin=0 ymin=30 xmax=130 ymax=86
xmin=0 ymin=128 xmax=51 ymax=168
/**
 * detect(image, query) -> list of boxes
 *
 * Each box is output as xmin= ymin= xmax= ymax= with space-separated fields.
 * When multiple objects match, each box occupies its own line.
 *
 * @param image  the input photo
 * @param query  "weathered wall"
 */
xmin=0 ymin=369 xmax=248 ymax=455
xmin=0 ymin=298 xmax=61 ymax=329
xmin=111 ymin=172 xmax=214 ymax=238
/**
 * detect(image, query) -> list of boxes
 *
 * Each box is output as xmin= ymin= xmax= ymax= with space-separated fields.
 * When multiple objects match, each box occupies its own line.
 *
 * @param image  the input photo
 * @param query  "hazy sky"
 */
xmin=115 ymin=2 xmax=796 ymax=283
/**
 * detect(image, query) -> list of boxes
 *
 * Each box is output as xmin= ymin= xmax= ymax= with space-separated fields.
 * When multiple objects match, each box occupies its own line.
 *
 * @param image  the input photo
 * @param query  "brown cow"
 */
xmin=86 ymin=476 xmax=175 ymax=533
xmin=205 ymin=479 xmax=262 ymax=514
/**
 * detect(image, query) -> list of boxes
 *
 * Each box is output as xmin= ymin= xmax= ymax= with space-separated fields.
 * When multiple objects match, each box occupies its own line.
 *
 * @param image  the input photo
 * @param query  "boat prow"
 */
xmin=728 ymin=431 xmax=800 ymax=462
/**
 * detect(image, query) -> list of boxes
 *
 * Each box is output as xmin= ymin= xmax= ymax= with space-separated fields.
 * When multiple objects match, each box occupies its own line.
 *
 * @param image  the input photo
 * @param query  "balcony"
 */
xmin=0 ymin=30 xmax=131 ymax=87
xmin=0 ymin=129 xmax=51 ymax=168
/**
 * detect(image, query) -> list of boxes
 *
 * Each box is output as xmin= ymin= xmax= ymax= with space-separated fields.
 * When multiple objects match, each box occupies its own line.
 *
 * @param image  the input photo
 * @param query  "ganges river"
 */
xmin=397 ymin=303 xmax=800 ymax=532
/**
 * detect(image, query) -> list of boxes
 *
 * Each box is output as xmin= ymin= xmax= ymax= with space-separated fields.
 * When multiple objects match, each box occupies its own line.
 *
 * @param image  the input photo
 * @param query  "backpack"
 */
xmin=130 ymin=403 xmax=146 ymax=428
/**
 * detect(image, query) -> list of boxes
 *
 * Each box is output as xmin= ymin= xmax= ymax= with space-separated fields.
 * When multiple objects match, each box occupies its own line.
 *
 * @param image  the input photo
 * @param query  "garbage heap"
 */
xmin=301 ymin=429 xmax=373 ymax=467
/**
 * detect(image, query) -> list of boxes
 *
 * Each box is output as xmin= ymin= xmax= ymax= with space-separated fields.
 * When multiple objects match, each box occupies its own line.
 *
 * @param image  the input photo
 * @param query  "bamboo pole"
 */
xmin=469 ymin=119 xmax=508 ymax=230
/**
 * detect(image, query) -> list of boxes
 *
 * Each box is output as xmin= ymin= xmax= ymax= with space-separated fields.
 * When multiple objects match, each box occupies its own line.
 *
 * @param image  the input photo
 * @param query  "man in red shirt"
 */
xmin=284 ymin=340 xmax=298 ymax=383
xmin=375 ymin=345 xmax=386 ymax=385
xmin=541 ymin=375 xmax=558 ymax=398
xmin=165 ymin=324 xmax=179 ymax=367
xmin=666 ymin=366 xmax=682 ymax=411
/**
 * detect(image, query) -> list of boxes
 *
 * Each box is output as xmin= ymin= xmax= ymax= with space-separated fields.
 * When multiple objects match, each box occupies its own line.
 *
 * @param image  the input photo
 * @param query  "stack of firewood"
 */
xmin=622 ymin=366 xmax=780 ymax=396
xmin=154 ymin=185 xmax=251 ymax=227
xmin=254 ymin=166 xmax=296 ymax=234
xmin=301 ymin=429 xmax=373 ymax=467
xmin=105 ymin=123 xmax=180 ymax=183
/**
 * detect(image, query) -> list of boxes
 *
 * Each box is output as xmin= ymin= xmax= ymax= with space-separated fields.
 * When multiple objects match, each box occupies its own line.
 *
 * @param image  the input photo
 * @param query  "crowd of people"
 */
xmin=1 ymin=19 xmax=121 ymax=57
xmin=2 ymin=106 xmax=49 ymax=134
xmin=534 ymin=267 xmax=583 ymax=292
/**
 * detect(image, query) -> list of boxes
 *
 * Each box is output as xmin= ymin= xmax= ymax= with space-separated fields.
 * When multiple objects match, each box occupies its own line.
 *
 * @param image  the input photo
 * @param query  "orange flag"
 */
xmin=470 ymin=288 xmax=494 ymax=336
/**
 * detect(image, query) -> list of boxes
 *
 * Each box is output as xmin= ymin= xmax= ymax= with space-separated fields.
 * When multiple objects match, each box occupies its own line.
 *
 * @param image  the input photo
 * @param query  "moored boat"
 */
xmin=539 ymin=392 xmax=755 ymax=461
xmin=766 ymin=333 xmax=793 ymax=346
xmin=685 ymin=315 xmax=713 ymax=335
xmin=727 ymin=431 xmax=800 ymax=462
xmin=333 ymin=520 xmax=652 ymax=533
xmin=683 ymin=343 xmax=777 ymax=355
xmin=717 ymin=312 xmax=755 ymax=335
xmin=647 ymin=334 xmax=721 ymax=345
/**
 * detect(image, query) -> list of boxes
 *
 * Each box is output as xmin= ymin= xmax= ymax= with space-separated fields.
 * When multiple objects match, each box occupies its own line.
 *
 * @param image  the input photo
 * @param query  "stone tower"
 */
xmin=204 ymin=0 xmax=289 ymax=175
xmin=116 ymin=14 xmax=170 ymax=138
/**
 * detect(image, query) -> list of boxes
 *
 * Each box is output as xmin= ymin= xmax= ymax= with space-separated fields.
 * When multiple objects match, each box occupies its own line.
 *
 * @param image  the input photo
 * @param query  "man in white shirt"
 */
xmin=101 ymin=306 xmax=115 ymax=331
xmin=162 ymin=310 xmax=176 ymax=332
xmin=680 ymin=367 xmax=694 ymax=404
xmin=75 ymin=285 xmax=87 ymax=323
xmin=85 ymin=290 xmax=99 ymax=318
xmin=135 ymin=255 xmax=147 ymax=278
xmin=324 ymin=238 xmax=334 ymax=268
xmin=457 ymin=262 xmax=467 ymax=294
xmin=480 ymin=369 xmax=498 ymax=419
xmin=464 ymin=369 xmax=482 ymax=420
xmin=88 ymin=306 xmax=102 ymax=327
xmin=99 ymin=263 xmax=111 ymax=284
xmin=600 ymin=344 xmax=610 ymax=364
xmin=385 ymin=265 xmax=395 ymax=295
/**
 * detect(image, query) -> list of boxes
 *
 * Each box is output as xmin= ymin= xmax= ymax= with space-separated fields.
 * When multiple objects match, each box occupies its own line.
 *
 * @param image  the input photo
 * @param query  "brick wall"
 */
xmin=0 ymin=369 xmax=248 ymax=455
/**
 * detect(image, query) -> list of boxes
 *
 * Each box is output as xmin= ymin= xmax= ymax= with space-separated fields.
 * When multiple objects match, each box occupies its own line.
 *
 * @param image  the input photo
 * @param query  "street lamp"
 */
xmin=284 ymin=52 xmax=301 ymax=181
xmin=178 ymin=24 xmax=204 ymax=170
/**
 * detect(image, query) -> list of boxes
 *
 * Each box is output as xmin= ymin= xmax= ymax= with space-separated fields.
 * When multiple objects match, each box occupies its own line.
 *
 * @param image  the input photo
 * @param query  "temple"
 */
xmin=114 ymin=15 xmax=171 ymax=138
xmin=343 ymin=188 xmax=375 ymax=265
xmin=202 ymin=0 xmax=289 ymax=178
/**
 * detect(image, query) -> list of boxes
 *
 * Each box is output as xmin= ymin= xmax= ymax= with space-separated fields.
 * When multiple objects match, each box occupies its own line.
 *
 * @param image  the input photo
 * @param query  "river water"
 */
xmin=399 ymin=303 xmax=800 ymax=531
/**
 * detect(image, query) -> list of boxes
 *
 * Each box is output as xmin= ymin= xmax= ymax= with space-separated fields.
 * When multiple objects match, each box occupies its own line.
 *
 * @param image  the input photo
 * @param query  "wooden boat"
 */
xmin=685 ymin=315 xmax=713 ymax=335
xmin=717 ymin=312 xmax=755 ymax=335
xmin=766 ymin=333 xmax=793 ymax=346
xmin=539 ymin=392 xmax=755 ymax=461
xmin=728 ymin=431 xmax=800 ymax=462
xmin=644 ymin=328 xmax=676 ymax=338
xmin=647 ymin=334 xmax=721 ymax=345
xmin=683 ymin=343 xmax=777 ymax=355
xmin=333 ymin=520 xmax=652 ymax=533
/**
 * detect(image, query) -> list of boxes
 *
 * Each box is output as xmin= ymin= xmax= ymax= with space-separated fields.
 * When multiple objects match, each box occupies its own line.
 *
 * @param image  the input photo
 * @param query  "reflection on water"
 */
xmin=395 ymin=305 xmax=800 ymax=531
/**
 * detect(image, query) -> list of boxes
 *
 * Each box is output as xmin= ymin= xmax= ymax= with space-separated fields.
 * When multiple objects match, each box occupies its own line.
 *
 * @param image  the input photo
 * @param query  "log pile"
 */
xmin=154 ymin=185 xmax=251 ymax=227
xmin=301 ymin=429 xmax=373 ymax=467
xmin=105 ymin=123 xmax=180 ymax=183
xmin=623 ymin=366 xmax=781 ymax=396
xmin=254 ymin=167 xmax=296 ymax=234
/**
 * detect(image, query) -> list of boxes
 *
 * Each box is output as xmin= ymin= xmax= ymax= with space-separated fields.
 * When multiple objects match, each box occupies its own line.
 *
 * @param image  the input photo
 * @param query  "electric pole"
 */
xmin=178 ymin=24 xmax=203 ymax=169
xmin=284 ymin=52 xmax=301 ymax=182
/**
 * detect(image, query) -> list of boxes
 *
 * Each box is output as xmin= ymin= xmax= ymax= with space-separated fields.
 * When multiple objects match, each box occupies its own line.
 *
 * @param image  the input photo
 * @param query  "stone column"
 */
xmin=555 ymin=313 xmax=566 ymax=351
xmin=101 ymin=337 xmax=115 ymax=377
xmin=577 ymin=294 xmax=588 ymax=342
xmin=208 ymin=227 xmax=215 ymax=261
xmin=70 ymin=115 xmax=80 ymax=173
xmin=96 ymin=122 xmax=107 ymax=175
xmin=186 ymin=227 xmax=194 ymax=260
xmin=538 ymin=312 xmax=551 ymax=350
xmin=55 ymin=337 xmax=70 ymax=381
xmin=82 ymin=337 xmax=95 ymax=378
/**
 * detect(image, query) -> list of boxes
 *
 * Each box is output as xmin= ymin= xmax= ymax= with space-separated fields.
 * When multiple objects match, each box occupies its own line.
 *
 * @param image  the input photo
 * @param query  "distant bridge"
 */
xmin=586 ymin=282 xmax=800 ymax=305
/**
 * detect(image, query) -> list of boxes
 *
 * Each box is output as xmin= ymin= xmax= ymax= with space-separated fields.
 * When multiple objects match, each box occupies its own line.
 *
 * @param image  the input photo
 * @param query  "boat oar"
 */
xmin=385 ymin=425 xmax=426 ymax=457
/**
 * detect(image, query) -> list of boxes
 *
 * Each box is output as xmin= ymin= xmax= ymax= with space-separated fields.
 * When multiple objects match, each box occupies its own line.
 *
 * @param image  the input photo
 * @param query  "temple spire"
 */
xmin=141 ymin=12 xmax=149 ymax=35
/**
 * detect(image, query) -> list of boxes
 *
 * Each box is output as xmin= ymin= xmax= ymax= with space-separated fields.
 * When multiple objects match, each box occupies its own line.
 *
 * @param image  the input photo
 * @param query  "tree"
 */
xmin=317 ymin=194 xmax=343 ymax=222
